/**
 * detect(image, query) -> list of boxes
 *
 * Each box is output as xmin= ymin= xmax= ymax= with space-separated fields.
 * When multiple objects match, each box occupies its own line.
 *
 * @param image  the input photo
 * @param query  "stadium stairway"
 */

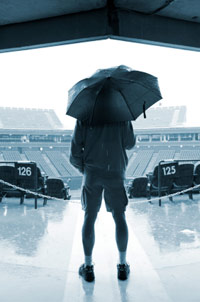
xmin=145 ymin=152 xmax=159 ymax=175
xmin=42 ymin=154 xmax=60 ymax=177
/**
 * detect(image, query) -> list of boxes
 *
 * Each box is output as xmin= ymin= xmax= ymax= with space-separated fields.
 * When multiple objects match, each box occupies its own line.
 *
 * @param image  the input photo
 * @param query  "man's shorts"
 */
xmin=81 ymin=171 xmax=128 ymax=213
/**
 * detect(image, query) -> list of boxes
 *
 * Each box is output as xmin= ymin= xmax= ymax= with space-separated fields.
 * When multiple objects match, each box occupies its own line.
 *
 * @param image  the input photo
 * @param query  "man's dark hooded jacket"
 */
xmin=70 ymin=121 xmax=135 ymax=178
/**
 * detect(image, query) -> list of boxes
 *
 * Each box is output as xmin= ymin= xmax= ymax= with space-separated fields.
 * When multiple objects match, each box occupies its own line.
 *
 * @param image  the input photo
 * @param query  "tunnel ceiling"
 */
xmin=0 ymin=0 xmax=200 ymax=52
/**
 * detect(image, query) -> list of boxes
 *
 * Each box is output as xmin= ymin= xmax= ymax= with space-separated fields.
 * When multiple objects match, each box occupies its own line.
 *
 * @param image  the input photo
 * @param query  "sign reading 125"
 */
xmin=161 ymin=162 xmax=178 ymax=177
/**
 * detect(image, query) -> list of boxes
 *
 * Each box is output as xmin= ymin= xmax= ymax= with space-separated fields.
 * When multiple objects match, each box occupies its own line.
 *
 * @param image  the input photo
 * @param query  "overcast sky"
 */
xmin=0 ymin=39 xmax=199 ymax=129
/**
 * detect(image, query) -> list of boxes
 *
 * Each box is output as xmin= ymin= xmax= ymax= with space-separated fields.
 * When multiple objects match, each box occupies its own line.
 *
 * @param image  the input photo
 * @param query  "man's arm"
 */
xmin=123 ymin=121 xmax=136 ymax=150
xmin=69 ymin=120 xmax=84 ymax=174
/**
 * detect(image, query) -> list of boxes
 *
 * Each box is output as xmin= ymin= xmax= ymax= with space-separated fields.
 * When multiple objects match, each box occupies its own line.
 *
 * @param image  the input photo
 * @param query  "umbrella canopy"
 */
xmin=66 ymin=65 xmax=162 ymax=125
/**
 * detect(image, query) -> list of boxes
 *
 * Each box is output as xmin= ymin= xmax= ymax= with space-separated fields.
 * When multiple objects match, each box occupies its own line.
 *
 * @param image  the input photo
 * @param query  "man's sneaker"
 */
xmin=117 ymin=263 xmax=130 ymax=280
xmin=79 ymin=264 xmax=95 ymax=282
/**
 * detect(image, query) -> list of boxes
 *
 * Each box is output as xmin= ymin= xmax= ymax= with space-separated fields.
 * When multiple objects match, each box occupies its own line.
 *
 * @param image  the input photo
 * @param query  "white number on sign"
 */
xmin=162 ymin=165 xmax=176 ymax=176
xmin=17 ymin=166 xmax=32 ymax=176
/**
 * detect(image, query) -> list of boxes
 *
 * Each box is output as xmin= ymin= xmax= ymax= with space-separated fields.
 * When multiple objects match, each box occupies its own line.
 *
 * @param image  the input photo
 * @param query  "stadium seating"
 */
xmin=62 ymin=152 xmax=82 ymax=176
xmin=134 ymin=106 xmax=186 ymax=129
xmin=45 ymin=178 xmax=71 ymax=199
xmin=126 ymin=150 xmax=154 ymax=177
xmin=17 ymin=167 xmax=45 ymax=192
xmin=146 ymin=164 xmax=174 ymax=200
xmin=194 ymin=163 xmax=200 ymax=185
xmin=0 ymin=106 xmax=199 ymax=198
xmin=45 ymin=151 xmax=71 ymax=176
xmin=193 ymin=163 xmax=200 ymax=194
xmin=0 ymin=107 xmax=63 ymax=129
xmin=172 ymin=163 xmax=194 ymax=197
xmin=177 ymin=150 xmax=200 ymax=161
xmin=0 ymin=165 xmax=17 ymax=190
xmin=126 ymin=149 xmax=134 ymax=159
xmin=2 ymin=150 xmax=22 ymax=161
xmin=145 ymin=150 xmax=176 ymax=176
xmin=24 ymin=151 xmax=55 ymax=177
xmin=151 ymin=150 xmax=176 ymax=167
xmin=0 ymin=165 xmax=21 ymax=202
xmin=127 ymin=177 xmax=148 ymax=198
xmin=46 ymin=151 xmax=81 ymax=177
xmin=0 ymin=164 xmax=46 ymax=208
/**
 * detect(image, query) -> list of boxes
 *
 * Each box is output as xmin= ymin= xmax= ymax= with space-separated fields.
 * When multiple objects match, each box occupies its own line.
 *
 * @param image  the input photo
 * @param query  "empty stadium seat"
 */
xmin=0 ymin=163 xmax=47 ymax=208
xmin=171 ymin=163 xmax=194 ymax=200
xmin=0 ymin=164 xmax=27 ymax=203
xmin=0 ymin=165 xmax=16 ymax=186
xmin=0 ymin=165 xmax=17 ymax=200
xmin=194 ymin=163 xmax=200 ymax=186
xmin=146 ymin=165 xmax=174 ymax=199
xmin=46 ymin=178 xmax=71 ymax=199
xmin=127 ymin=177 xmax=148 ymax=198
xmin=17 ymin=167 xmax=45 ymax=193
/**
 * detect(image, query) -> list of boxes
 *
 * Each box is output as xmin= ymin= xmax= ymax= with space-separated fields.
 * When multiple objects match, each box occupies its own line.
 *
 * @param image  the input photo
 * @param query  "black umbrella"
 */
xmin=66 ymin=65 xmax=162 ymax=124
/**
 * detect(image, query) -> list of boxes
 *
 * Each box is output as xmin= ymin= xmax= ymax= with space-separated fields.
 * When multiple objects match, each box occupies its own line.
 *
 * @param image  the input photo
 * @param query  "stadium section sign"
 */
xmin=161 ymin=162 xmax=178 ymax=178
xmin=15 ymin=162 xmax=37 ymax=181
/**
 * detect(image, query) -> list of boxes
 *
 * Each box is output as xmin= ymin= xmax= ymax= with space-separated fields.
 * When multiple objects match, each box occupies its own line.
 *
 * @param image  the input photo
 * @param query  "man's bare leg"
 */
xmin=82 ymin=211 xmax=98 ymax=266
xmin=112 ymin=210 xmax=130 ymax=280
xmin=112 ymin=211 xmax=128 ymax=264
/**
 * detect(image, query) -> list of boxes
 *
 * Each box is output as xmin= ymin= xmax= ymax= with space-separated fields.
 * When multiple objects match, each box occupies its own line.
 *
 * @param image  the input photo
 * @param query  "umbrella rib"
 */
xmin=118 ymin=89 xmax=136 ymax=120
xmin=115 ymin=78 xmax=162 ymax=98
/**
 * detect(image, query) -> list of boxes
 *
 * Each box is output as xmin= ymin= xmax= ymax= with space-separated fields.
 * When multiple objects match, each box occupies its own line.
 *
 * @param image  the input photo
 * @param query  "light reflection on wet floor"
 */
xmin=0 ymin=193 xmax=200 ymax=302
xmin=128 ymin=195 xmax=200 ymax=265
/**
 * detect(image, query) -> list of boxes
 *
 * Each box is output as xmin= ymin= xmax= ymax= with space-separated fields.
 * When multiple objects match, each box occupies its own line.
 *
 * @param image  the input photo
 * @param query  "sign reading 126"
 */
xmin=15 ymin=162 xmax=36 ymax=180
xmin=17 ymin=166 xmax=32 ymax=176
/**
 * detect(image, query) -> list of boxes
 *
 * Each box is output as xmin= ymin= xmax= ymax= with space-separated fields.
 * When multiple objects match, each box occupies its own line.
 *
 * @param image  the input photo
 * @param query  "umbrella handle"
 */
xmin=143 ymin=101 xmax=146 ymax=118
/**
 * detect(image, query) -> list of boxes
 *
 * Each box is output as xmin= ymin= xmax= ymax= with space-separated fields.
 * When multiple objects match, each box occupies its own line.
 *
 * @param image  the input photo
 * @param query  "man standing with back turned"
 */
xmin=70 ymin=120 xmax=135 ymax=282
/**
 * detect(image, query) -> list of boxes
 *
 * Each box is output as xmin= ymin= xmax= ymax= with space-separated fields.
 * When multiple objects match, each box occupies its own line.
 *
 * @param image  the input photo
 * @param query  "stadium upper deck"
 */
xmin=133 ymin=105 xmax=186 ymax=129
xmin=0 ymin=107 xmax=63 ymax=130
